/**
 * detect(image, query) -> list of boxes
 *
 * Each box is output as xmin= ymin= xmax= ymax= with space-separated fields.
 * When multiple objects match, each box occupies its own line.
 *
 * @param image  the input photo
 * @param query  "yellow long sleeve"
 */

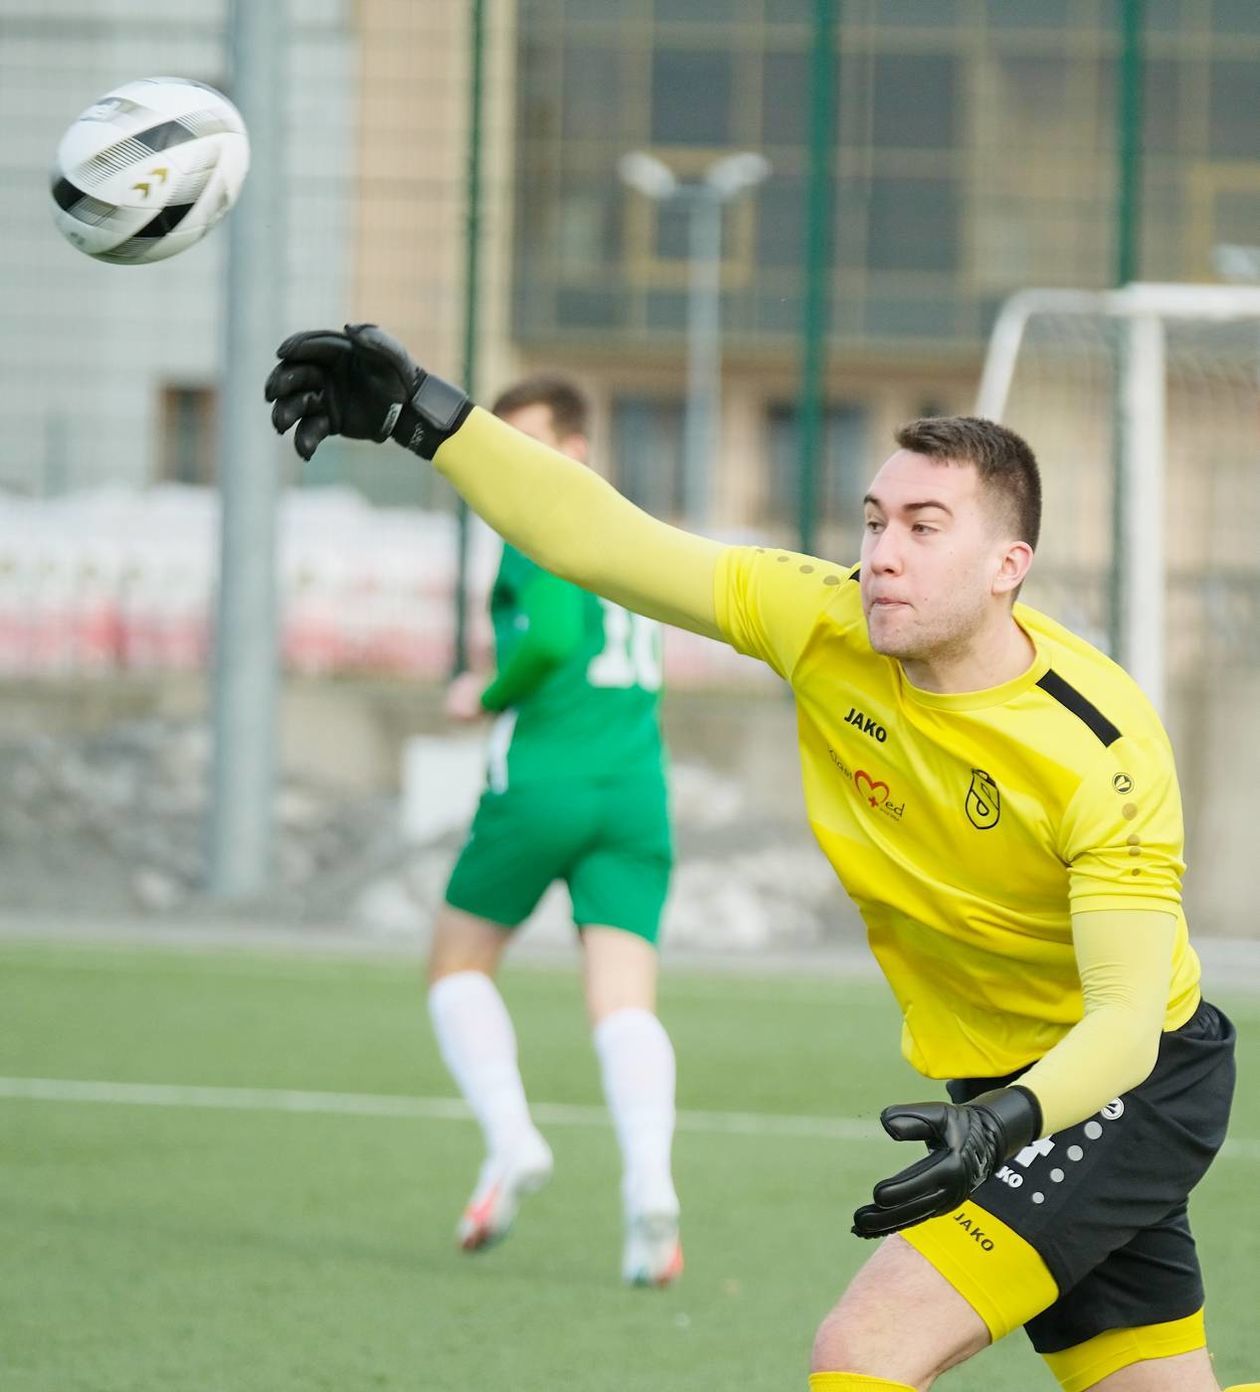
xmin=432 ymin=407 xmax=725 ymax=639
xmin=1017 ymin=908 xmax=1181 ymax=1136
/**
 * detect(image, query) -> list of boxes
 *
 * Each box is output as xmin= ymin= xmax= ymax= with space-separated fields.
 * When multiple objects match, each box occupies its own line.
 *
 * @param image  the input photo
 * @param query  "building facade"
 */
xmin=501 ymin=0 xmax=1260 ymax=551
xmin=2 ymin=0 xmax=1258 ymax=542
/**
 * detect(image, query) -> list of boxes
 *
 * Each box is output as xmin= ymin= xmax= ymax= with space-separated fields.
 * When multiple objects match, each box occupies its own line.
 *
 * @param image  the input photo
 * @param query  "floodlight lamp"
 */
xmin=618 ymin=151 xmax=678 ymax=201
xmin=704 ymin=151 xmax=771 ymax=200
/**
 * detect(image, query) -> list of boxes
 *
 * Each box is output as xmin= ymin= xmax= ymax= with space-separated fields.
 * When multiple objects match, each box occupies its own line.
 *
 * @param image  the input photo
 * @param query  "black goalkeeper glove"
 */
xmin=263 ymin=323 xmax=471 ymax=461
xmin=851 ymin=1085 xmax=1041 ymax=1239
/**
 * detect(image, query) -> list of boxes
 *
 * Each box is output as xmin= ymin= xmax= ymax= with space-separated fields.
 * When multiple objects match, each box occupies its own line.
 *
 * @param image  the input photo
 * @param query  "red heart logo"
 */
xmin=854 ymin=769 xmax=890 ymax=807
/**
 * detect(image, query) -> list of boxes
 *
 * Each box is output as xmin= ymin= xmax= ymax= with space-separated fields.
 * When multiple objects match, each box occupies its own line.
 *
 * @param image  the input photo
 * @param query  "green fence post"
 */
xmin=798 ymin=0 xmax=838 ymax=559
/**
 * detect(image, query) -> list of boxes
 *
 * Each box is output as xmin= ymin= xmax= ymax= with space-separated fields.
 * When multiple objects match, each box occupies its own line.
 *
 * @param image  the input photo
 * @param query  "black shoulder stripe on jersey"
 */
xmin=849 ymin=568 xmax=860 ymax=581
xmin=1036 ymin=669 xmax=1122 ymax=746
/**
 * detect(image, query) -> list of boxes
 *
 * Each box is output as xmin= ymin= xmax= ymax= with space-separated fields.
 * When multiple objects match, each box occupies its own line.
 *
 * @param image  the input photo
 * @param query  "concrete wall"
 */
xmin=0 ymin=672 xmax=1253 ymax=940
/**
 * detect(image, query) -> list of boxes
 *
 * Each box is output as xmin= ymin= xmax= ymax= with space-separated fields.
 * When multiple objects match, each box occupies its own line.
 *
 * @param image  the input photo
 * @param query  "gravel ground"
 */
xmin=8 ymin=717 xmax=1257 ymax=992
xmin=0 ymin=717 xmax=861 ymax=955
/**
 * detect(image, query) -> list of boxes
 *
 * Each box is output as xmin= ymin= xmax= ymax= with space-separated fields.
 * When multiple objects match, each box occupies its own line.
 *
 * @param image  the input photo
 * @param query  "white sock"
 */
xmin=593 ymin=1007 xmax=678 ymax=1217
xmin=428 ymin=970 xmax=534 ymax=1161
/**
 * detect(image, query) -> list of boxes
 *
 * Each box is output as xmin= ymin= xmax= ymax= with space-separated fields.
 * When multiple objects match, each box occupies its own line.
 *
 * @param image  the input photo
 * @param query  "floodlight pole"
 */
xmin=683 ymin=188 xmax=723 ymax=526
xmin=453 ymin=0 xmax=487 ymax=678
xmin=798 ymin=0 xmax=838 ymax=559
xmin=620 ymin=151 xmax=769 ymax=528
xmin=208 ymin=0 xmax=285 ymax=899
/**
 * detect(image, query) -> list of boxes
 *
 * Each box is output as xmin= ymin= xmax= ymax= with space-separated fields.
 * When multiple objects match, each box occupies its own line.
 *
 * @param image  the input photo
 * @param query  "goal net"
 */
xmin=976 ymin=283 xmax=1260 ymax=936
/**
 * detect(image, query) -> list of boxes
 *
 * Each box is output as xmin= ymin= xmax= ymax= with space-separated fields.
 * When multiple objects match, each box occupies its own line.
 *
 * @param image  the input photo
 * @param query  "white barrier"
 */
xmin=0 ymin=487 xmax=770 ymax=686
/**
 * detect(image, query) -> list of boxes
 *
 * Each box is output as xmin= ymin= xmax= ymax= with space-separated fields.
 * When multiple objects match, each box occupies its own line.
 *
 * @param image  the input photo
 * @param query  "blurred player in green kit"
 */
xmin=427 ymin=375 xmax=682 ymax=1287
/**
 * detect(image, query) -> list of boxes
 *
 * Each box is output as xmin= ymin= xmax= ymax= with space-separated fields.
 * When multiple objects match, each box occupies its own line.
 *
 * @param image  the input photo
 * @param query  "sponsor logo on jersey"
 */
xmin=854 ymin=768 xmax=905 ymax=821
xmin=964 ymin=768 xmax=1001 ymax=829
xmin=828 ymin=746 xmax=852 ymax=778
xmin=855 ymin=768 xmax=889 ymax=806
xmin=1112 ymin=772 xmax=1134 ymax=794
xmin=826 ymin=748 xmax=905 ymax=821
xmin=843 ymin=706 xmax=888 ymax=743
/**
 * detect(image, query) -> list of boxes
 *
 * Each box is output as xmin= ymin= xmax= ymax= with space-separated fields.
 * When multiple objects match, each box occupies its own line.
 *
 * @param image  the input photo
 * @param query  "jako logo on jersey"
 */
xmin=965 ymin=768 xmax=1001 ymax=829
xmin=844 ymin=707 xmax=888 ymax=742
xmin=952 ymin=1213 xmax=996 ymax=1251
xmin=1014 ymin=1136 xmax=1056 ymax=1167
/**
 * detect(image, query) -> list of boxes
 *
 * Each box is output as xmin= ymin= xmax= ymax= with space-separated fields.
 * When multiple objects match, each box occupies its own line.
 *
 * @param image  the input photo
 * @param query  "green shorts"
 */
xmin=443 ymin=768 xmax=672 ymax=943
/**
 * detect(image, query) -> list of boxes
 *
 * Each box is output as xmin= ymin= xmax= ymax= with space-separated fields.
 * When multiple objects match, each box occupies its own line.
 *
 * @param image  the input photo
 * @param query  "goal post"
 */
xmin=976 ymin=283 xmax=1260 ymax=718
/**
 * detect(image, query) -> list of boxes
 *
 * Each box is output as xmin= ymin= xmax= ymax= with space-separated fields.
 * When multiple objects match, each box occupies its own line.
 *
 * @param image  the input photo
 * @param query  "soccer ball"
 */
xmin=51 ymin=76 xmax=250 ymax=265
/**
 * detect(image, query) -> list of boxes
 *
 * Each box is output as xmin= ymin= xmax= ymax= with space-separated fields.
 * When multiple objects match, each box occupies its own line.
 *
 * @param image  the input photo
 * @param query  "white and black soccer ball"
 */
xmin=51 ymin=76 xmax=250 ymax=265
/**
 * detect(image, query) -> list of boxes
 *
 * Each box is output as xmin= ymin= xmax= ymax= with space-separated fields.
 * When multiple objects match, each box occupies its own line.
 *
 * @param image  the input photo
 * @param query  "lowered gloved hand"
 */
xmin=851 ymin=1085 xmax=1041 ymax=1239
xmin=264 ymin=323 xmax=471 ymax=461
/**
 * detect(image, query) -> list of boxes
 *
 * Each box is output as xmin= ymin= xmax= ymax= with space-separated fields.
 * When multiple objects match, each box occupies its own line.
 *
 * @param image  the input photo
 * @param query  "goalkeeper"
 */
xmin=266 ymin=326 xmax=1245 ymax=1392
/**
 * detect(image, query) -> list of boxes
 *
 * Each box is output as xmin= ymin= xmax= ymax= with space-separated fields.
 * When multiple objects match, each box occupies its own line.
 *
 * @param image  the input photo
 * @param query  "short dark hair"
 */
xmin=894 ymin=415 xmax=1041 ymax=550
xmin=491 ymin=374 xmax=590 ymax=438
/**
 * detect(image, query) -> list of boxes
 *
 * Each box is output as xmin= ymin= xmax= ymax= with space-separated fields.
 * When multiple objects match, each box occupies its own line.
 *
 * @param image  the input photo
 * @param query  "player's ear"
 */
xmin=993 ymin=539 xmax=1033 ymax=598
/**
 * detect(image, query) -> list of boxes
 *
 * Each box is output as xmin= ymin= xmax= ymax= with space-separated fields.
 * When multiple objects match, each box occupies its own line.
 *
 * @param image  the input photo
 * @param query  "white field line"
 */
xmin=0 ymin=1075 xmax=874 ymax=1141
xmin=2 ymin=1076 xmax=1259 ymax=1159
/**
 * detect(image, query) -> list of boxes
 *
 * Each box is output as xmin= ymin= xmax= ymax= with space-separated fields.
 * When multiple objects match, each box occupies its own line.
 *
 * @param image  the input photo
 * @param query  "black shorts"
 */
xmin=951 ymin=997 xmax=1236 ymax=1353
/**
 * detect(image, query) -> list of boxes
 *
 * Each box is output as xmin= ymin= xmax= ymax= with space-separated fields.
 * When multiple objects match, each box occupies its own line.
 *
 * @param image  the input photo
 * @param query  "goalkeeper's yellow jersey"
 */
xmin=714 ymin=544 xmax=1201 ymax=1082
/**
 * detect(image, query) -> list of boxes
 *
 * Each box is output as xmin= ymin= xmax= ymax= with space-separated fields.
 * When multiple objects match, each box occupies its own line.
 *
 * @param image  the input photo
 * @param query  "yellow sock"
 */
xmin=1222 ymin=1385 xmax=1260 ymax=1390
xmin=809 ymin=1375 xmax=916 ymax=1391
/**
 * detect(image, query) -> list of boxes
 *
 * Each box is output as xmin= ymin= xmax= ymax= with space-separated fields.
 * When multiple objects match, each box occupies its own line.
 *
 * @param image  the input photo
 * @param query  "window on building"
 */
xmin=611 ymin=396 xmax=685 ymax=519
xmin=562 ymin=0 xmax=626 ymax=15
xmin=561 ymin=45 xmax=624 ymax=141
xmin=762 ymin=49 xmax=812 ymax=148
xmin=765 ymin=400 xmax=869 ymax=535
xmin=984 ymin=0 xmax=1071 ymax=26
xmin=756 ymin=173 xmax=806 ymax=269
xmin=1144 ymin=0 xmax=1183 ymax=32
xmin=651 ymin=48 xmax=733 ymax=146
xmin=557 ymin=179 xmax=623 ymax=271
xmin=1209 ymin=60 xmax=1260 ymax=159
xmin=877 ymin=0 xmax=964 ymax=24
xmin=158 ymin=385 xmax=216 ymax=484
xmin=871 ymin=54 xmax=958 ymax=149
xmin=1142 ymin=59 xmax=1183 ymax=155
xmin=1211 ymin=0 xmax=1260 ymax=34
xmin=764 ymin=0 xmax=814 ymax=24
xmin=654 ymin=0 xmax=744 ymax=19
xmin=653 ymin=197 xmax=693 ymax=262
xmin=868 ymin=177 xmax=960 ymax=272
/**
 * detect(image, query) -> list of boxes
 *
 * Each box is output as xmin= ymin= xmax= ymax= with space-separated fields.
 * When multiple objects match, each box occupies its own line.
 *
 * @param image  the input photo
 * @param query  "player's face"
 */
xmin=859 ymin=449 xmax=1020 ymax=662
xmin=499 ymin=403 xmax=588 ymax=465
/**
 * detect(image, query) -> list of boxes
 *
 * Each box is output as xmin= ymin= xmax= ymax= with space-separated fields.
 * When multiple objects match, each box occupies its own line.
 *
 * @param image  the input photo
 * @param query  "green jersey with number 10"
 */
xmin=486 ymin=543 xmax=666 ymax=787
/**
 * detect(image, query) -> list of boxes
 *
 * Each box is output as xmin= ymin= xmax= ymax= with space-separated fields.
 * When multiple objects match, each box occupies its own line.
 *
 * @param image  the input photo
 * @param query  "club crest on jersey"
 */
xmin=844 ymin=706 xmax=888 ymax=743
xmin=965 ymin=768 xmax=1001 ymax=829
